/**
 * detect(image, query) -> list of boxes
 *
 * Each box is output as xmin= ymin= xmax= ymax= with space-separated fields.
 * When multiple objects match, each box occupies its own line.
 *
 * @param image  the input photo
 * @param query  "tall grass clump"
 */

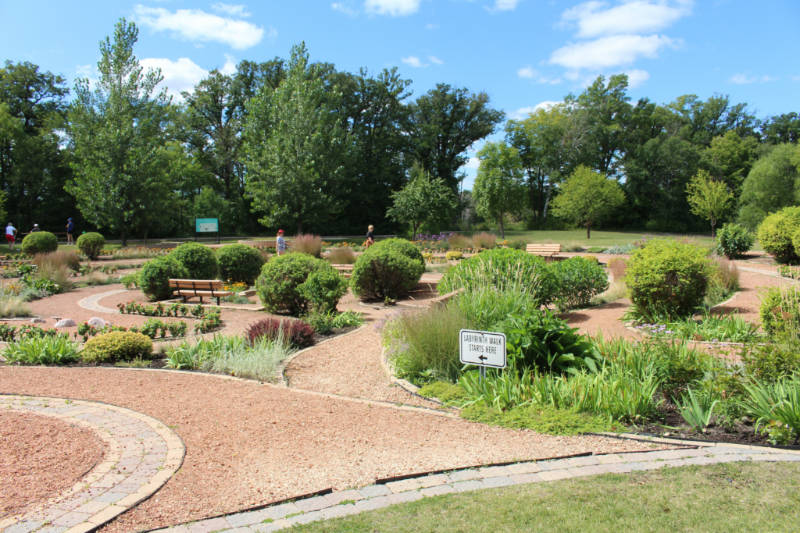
xmin=0 ymin=292 xmax=31 ymax=317
xmin=471 ymin=232 xmax=497 ymax=249
xmin=447 ymin=234 xmax=472 ymax=250
xmin=291 ymin=234 xmax=323 ymax=257
xmin=705 ymin=255 xmax=739 ymax=307
xmin=165 ymin=334 xmax=293 ymax=381
xmin=34 ymin=250 xmax=81 ymax=272
xmin=741 ymin=376 xmax=800 ymax=445
xmin=453 ymin=288 xmax=535 ymax=330
xmin=326 ymin=246 xmax=356 ymax=264
xmin=438 ymin=248 xmax=557 ymax=307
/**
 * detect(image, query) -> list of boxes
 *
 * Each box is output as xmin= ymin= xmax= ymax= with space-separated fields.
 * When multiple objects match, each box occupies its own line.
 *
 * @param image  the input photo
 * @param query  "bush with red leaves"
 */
xmin=245 ymin=318 xmax=315 ymax=348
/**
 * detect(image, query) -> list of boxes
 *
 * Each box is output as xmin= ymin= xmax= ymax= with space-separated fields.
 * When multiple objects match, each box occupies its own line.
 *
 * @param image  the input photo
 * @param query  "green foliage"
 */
xmin=677 ymin=387 xmax=718 ymax=432
xmin=386 ymin=163 xmax=458 ymax=238
xmin=685 ymin=169 xmax=733 ymax=235
xmin=138 ymin=256 xmax=189 ymax=301
xmin=350 ymin=238 xmax=425 ymax=300
xmin=80 ymin=330 xmax=153 ymax=364
xmin=715 ymin=223 xmax=753 ymax=258
xmin=550 ymin=256 xmax=609 ymax=311
xmin=297 ymin=266 xmax=347 ymax=313
xmin=550 ymin=165 xmax=625 ymax=238
xmin=21 ymin=231 xmax=57 ymax=255
xmin=303 ymin=310 xmax=363 ymax=335
xmin=438 ymin=248 xmax=557 ymax=307
xmin=756 ymin=206 xmax=800 ymax=263
xmin=445 ymin=250 xmax=463 ymax=261
xmin=638 ymin=313 xmax=760 ymax=343
xmin=473 ymin=142 xmax=526 ymax=237
xmin=170 ymin=242 xmax=219 ymax=279
xmin=759 ymin=286 xmax=800 ymax=338
xmin=3 ymin=335 xmax=79 ymax=365
xmin=461 ymin=403 xmax=614 ymax=435
xmin=627 ymin=238 xmax=710 ymax=321
xmin=743 ymin=340 xmax=800 ymax=383
xmin=452 ymin=288 xmax=535 ymax=330
xmin=76 ymin=232 xmax=105 ymax=259
xmin=255 ymin=253 xmax=330 ymax=315
xmin=216 ymin=244 xmax=264 ymax=285
xmin=740 ymin=376 xmax=800 ymax=445
xmin=737 ymin=143 xmax=800 ymax=230
xmin=417 ymin=381 xmax=470 ymax=406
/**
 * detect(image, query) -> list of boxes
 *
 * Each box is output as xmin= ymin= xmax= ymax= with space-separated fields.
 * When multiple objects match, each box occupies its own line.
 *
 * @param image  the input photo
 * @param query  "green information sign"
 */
xmin=195 ymin=218 xmax=219 ymax=233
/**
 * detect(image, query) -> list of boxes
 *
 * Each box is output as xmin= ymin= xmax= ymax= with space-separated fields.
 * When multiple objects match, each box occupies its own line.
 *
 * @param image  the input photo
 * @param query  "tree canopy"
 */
xmin=550 ymin=166 xmax=625 ymax=238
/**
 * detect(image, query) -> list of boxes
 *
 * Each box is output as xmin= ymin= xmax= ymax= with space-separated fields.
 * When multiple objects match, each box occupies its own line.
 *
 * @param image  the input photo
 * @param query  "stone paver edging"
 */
xmin=77 ymin=289 xmax=129 ymax=314
xmin=152 ymin=435 xmax=800 ymax=532
xmin=0 ymin=395 xmax=184 ymax=533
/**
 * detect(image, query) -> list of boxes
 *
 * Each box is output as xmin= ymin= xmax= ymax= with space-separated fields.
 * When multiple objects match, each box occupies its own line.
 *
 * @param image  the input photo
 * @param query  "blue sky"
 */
xmin=2 ymin=0 xmax=799 ymax=187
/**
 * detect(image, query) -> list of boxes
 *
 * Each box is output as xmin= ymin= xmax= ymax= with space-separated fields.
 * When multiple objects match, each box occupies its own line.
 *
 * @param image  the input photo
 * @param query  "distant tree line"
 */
xmin=1 ymin=19 xmax=798 ymax=242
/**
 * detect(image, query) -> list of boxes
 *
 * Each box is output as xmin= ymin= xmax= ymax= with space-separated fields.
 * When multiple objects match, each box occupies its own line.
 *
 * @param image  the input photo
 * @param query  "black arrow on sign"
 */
xmin=478 ymin=355 xmax=487 ymax=361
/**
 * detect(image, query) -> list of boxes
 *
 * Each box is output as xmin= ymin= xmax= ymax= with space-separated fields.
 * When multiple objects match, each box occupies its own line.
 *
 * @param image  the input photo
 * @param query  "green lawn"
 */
xmin=292 ymin=461 xmax=800 ymax=532
xmin=502 ymin=229 xmax=718 ymax=250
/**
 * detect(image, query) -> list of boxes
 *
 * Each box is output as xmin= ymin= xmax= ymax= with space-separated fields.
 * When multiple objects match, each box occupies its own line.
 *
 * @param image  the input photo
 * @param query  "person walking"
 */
xmin=5 ymin=222 xmax=17 ymax=251
xmin=276 ymin=229 xmax=288 ymax=256
xmin=30 ymin=223 xmax=40 ymax=232
xmin=365 ymin=224 xmax=375 ymax=248
xmin=65 ymin=217 xmax=75 ymax=244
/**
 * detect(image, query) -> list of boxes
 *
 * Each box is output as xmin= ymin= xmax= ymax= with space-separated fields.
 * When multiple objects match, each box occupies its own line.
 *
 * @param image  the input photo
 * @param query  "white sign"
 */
xmin=459 ymin=329 xmax=506 ymax=369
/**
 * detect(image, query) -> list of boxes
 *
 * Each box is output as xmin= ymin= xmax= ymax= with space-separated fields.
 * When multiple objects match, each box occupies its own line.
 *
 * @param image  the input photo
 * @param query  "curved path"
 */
xmin=0 ymin=395 xmax=184 ymax=533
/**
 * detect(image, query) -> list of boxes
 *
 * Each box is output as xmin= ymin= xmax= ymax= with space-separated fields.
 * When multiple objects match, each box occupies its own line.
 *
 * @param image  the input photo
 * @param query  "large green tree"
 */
xmin=550 ymin=166 xmax=625 ymax=238
xmin=386 ymin=163 xmax=457 ymax=239
xmin=407 ymin=84 xmax=504 ymax=194
xmin=244 ymin=43 xmax=347 ymax=233
xmin=685 ymin=169 xmax=733 ymax=237
xmin=66 ymin=19 xmax=177 ymax=245
xmin=737 ymin=144 xmax=800 ymax=229
xmin=473 ymin=142 xmax=526 ymax=237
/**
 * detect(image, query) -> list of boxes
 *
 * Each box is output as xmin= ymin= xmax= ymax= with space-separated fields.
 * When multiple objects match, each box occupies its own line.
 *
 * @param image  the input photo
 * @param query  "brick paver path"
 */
xmin=152 ymin=435 xmax=800 ymax=532
xmin=0 ymin=395 xmax=184 ymax=533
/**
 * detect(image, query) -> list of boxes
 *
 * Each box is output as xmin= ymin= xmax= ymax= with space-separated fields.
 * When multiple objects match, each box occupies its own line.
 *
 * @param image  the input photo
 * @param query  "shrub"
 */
xmin=326 ymin=246 xmax=356 ymax=264
xmin=80 ymin=331 xmax=153 ymax=364
xmin=303 ymin=310 xmax=363 ymax=335
xmin=471 ymin=232 xmax=497 ymax=249
xmin=350 ymin=238 xmax=425 ymax=300
xmin=166 ymin=335 xmax=292 ymax=381
xmin=627 ymin=239 xmax=710 ymax=321
xmin=291 ymin=234 xmax=323 ymax=257
xmin=715 ymin=223 xmax=753 ymax=258
xmin=297 ymin=266 xmax=347 ymax=313
xmin=757 ymin=206 xmax=800 ymax=263
xmin=3 ymin=335 xmax=79 ymax=365
xmin=255 ymin=253 xmax=330 ymax=315
xmin=216 ymin=244 xmax=264 ymax=285
xmin=438 ymin=248 xmax=557 ymax=307
xmin=759 ymin=286 xmax=800 ymax=338
xmin=551 ymin=256 xmax=609 ymax=311
xmin=741 ymin=376 xmax=800 ymax=445
xmin=21 ymin=231 xmax=57 ymax=255
xmin=139 ymin=256 xmax=189 ymax=301
xmin=445 ymin=251 xmax=463 ymax=261
xmin=454 ymin=288 xmax=535 ymax=330
xmin=246 ymin=317 xmax=315 ymax=348
xmin=743 ymin=340 xmax=800 ymax=383
xmin=170 ymin=242 xmax=219 ymax=279
xmin=76 ymin=232 xmax=105 ymax=259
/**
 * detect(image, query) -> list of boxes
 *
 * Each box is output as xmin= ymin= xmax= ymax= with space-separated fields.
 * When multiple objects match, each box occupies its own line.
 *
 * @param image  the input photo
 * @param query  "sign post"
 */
xmin=459 ymin=329 xmax=507 ymax=382
xmin=195 ymin=218 xmax=220 ymax=244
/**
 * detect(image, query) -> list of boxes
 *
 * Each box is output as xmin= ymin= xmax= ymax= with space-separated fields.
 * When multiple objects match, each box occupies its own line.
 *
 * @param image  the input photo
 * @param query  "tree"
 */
xmin=685 ymin=169 xmax=733 ymax=237
xmin=737 ymin=144 xmax=800 ymax=229
xmin=407 ymin=84 xmax=504 ymax=193
xmin=700 ymin=131 xmax=759 ymax=194
xmin=66 ymin=19 xmax=176 ymax=245
xmin=244 ymin=43 xmax=347 ymax=233
xmin=386 ymin=163 xmax=458 ymax=239
xmin=761 ymin=112 xmax=800 ymax=144
xmin=472 ymin=142 xmax=525 ymax=237
xmin=550 ymin=166 xmax=624 ymax=239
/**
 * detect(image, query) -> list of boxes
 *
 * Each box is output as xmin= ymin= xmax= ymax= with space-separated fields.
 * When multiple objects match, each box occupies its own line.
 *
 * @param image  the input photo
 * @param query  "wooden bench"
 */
xmin=526 ymin=243 xmax=562 ymax=258
xmin=169 ymin=279 xmax=232 ymax=305
xmin=331 ymin=264 xmax=354 ymax=278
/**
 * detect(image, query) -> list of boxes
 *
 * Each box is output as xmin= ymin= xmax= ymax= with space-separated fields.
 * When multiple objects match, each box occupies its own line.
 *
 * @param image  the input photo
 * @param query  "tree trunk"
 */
xmin=499 ymin=215 xmax=505 ymax=239
xmin=586 ymin=222 xmax=591 ymax=239
xmin=711 ymin=219 xmax=716 ymax=238
xmin=120 ymin=228 xmax=127 ymax=247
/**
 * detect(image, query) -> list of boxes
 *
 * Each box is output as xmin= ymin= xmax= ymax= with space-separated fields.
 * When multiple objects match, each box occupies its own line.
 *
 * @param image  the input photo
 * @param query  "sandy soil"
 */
xmin=0 ymin=410 xmax=106 ymax=518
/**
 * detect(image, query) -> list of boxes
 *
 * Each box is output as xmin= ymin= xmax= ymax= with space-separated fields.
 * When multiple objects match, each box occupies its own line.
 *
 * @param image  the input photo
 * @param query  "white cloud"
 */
xmin=730 ymin=73 xmax=777 ymax=85
xmin=134 ymin=5 xmax=268 ymax=50
xmin=509 ymin=101 xmax=561 ymax=120
xmin=464 ymin=156 xmax=480 ymax=170
xmin=211 ymin=3 xmax=251 ymax=17
xmin=517 ymin=66 xmax=561 ymax=84
xmin=428 ymin=55 xmax=444 ymax=65
xmin=550 ymin=34 xmax=676 ymax=69
xmin=331 ymin=2 xmax=358 ymax=16
xmin=492 ymin=0 xmax=519 ymax=11
xmin=401 ymin=56 xmax=424 ymax=68
xmin=365 ymin=0 xmax=420 ymax=16
xmin=625 ymin=69 xmax=650 ymax=88
xmin=140 ymin=57 xmax=209 ymax=99
xmin=220 ymin=54 xmax=237 ymax=76
xmin=562 ymin=0 xmax=693 ymax=38
xmin=517 ymin=66 xmax=535 ymax=79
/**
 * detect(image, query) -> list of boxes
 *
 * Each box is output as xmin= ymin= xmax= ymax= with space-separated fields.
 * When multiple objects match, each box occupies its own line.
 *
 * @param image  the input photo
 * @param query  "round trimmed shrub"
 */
xmin=551 ymin=256 xmax=609 ymax=311
xmin=256 ymin=253 xmax=329 ymax=315
xmin=76 ymin=232 xmax=105 ymax=259
xmin=627 ymin=239 xmax=711 ymax=321
xmin=297 ymin=266 xmax=347 ymax=313
xmin=438 ymin=248 xmax=557 ymax=307
xmin=80 ymin=331 xmax=153 ymax=364
xmin=759 ymin=286 xmax=800 ymax=338
xmin=246 ymin=317 xmax=315 ymax=348
xmin=217 ymin=244 xmax=264 ymax=285
xmin=757 ymin=206 xmax=800 ymax=263
xmin=170 ymin=242 xmax=219 ymax=279
xmin=139 ymin=256 xmax=189 ymax=301
xmin=350 ymin=238 xmax=425 ymax=300
xmin=21 ymin=231 xmax=57 ymax=255
xmin=715 ymin=223 xmax=753 ymax=259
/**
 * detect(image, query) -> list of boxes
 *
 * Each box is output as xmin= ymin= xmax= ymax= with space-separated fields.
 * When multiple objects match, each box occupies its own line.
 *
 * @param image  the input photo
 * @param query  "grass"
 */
xmin=291 ymin=461 xmax=800 ymax=532
xmin=502 ymin=229 xmax=717 ymax=250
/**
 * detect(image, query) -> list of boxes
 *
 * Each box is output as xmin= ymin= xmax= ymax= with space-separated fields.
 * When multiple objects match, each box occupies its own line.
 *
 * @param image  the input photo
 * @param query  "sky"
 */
xmin=2 ymin=0 xmax=799 ymax=188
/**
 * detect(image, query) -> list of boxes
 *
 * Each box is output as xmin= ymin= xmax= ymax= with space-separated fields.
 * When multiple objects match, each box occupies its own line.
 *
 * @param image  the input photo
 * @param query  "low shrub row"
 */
xmin=117 ymin=301 xmax=206 ymax=318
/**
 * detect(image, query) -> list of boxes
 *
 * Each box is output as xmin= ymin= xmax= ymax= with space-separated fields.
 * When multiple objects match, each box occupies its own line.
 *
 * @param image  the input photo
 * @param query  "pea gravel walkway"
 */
xmin=0 ymin=395 xmax=184 ymax=533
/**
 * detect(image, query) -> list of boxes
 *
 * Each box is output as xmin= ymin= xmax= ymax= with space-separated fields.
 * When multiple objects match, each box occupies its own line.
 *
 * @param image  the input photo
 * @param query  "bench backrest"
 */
xmin=169 ymin=279 xmax=224 ymax=290
xmin=526 ymin=243 xmax=561 ymax=255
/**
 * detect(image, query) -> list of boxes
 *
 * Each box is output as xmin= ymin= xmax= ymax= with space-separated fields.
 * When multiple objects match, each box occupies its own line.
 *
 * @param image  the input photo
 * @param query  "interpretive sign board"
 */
xmin=195 ymin=218 xmax=219 ymax=233
xmin=459 ymin=329 xmax=507 ymax=369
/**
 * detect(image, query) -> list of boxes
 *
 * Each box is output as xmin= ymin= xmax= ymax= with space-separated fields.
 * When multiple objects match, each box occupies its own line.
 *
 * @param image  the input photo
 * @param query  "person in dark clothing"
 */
xmin=65 ymin=217 xmax=75 ymax=244
xmin=365 ymin=224 xmax=375 ymax=248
